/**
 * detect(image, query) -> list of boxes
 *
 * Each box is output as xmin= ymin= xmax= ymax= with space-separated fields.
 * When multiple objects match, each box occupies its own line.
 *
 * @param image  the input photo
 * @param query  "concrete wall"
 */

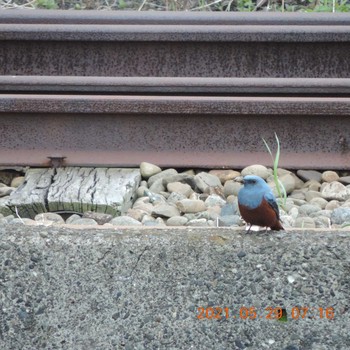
xmin=1 ymin=225 xmax=349 ymax=349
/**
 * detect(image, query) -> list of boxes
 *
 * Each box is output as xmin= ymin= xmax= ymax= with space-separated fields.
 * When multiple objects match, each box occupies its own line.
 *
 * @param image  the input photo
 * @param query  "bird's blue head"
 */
xmin=242 ymin=175 xmax=268 ymax=189
xmin=238 ymin=175 xmax=272 ymax=209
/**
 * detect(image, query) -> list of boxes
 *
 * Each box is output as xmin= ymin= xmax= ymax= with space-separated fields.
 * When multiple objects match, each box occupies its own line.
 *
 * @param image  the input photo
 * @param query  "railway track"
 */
xmin=1 ymin=11 xmax=350 ymax=169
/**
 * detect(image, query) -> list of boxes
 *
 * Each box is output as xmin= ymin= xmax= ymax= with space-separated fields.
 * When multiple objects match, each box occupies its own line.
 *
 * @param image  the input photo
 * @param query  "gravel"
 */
xmin=2 ymin=164 xmax=350 ymax=230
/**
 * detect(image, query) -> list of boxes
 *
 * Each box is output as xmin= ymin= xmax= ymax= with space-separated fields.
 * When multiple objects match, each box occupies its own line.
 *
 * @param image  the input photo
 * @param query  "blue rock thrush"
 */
xmin=238 ymin=175 xmax=284 ymax=232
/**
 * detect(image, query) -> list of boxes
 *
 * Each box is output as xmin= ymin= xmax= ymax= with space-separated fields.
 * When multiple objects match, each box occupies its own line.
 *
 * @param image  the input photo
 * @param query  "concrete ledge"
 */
xmin=1 ymin=226 xmax=349 ymax=349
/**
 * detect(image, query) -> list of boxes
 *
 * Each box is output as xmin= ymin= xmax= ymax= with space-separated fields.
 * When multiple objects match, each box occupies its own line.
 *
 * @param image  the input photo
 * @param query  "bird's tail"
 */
xmin=271 ymin=221 xmax=284 ymax=231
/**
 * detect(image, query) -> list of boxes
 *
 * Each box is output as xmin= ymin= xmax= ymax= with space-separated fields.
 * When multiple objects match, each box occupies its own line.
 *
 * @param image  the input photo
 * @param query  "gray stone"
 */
xmin=126 ymin=208 xmax=147 ymax=221
xmin=342 ymin=201 xmax=350 ymax=208
xmin=0 ymin=186 xmax=15 ymax=197
xmin=289 ymin=190 xmax=306 ymax=201
xmin=207 ymin=220 xmax=215 ymax=227
xmin=134 ymin=196 xmax=150 ymax=206
xmin=305 ymin=190 xmax=323 ymax=202
xmin=298 ymin=204 xmax=322 ymax=216
xmin=189 ymin=192 xmax=200 ymax=200
xmin=321 ymin=181 xmax=350 ymax=201
xmin=331 ymin=208 xmax=350 ymax=225
xmin=218 ymin=215 xmax=243 ymax=227
xmin=136 ymin=185 xmax=148 ymax=198
xmin=223 ymin=180 xmax=242 ymax=197
xmin=10 ymin=176 xmax=25 ymax=188
xmin=141 ymin=215 xmax=155 ymax=224
xmin=140 ymin=162 xmax=162 ymax=179
xmin=277 ymin=168 xmax=292 ymax=176
xmin=162 ymin=174 xmax=196 ymax=189
xmin=6 ymin=214 xmax=15 ymax=221
xmin=237 ymin=250 xmax=246 ymax=258
xmin=34 ymin=212 xmax=65 ymax=224
xmin=314 ymin=216 xmax=331 ymax=228
xmin=204 ymin=194 xmax=226 ymax=208
xmin=339 ymin=176 xmax=350 ymax=185
xmin=321 ymin=171 xmax=339 ymax=183
xmin=293 ymin=217 xmax=316 ymax=228
xmin=290 ymin=173 xmax=305 ymax=189
xmin=183 ymin=213 xmax=196 ymax=221
xmin=183 ymin=169 xmax=196 ymax=176
xmin=166 ymin=182 xmax=192 ymax=197
xmin=144 ymin=218 xmax=166 ymax=227
xmin=205 ymin=206 xmax=221 ymax=220
xmin=309 ymin=210 xmax=332 ymax=219
xmin=159 ymin=191 xmax=170 ymax=199
xmin=221 ymin=202 xmax=239 ymax=216
xmin=148 ymin=178 xmax=166 ymax=194
xmin=66 ymin=214 xmax=81 ymax=224
xmin=208 ymin=169 xmax=240 ymax=184
xmin=24 ymin=218 xmax=38 ymax=225
xmin=148 ymin=169 xmax=178 ymax=187
xmin=176 ymin=199 xmax=206 ymax=214
xmin=309 ymin=197 xmax=328 ymax=209
xmin=83 ymin=211 xmax=113 ymax=225
xmin=241 ymin=164 xmax=270 ymax=179
xmin=297 ymin=170 xmax=322 ymax=183
xmin=226 ymin=195 xmax=236 ymax=204
xmin=132 ymin=199 xmax=154 ymax=215
xmin=143 ymin=190 xmax=167 ymax=204
xmin=325 ymin=200 xmax=340 ymax=211
xmin=283 ymin=200 xmax=296 ymax=213
xmin=48 ymin=168 xmax=141 ymax=216
xmin=191 ymin=211 xmax=211 ymax=220
xmin=110 ymin=216 xmax=142 ymax=226
xmin=303 ymin=180 xmax=322 ymax=191
xmin=70 ymin=218 xmax=98 ymax=226
xmin=292 ymin=199 xmax=307 ymax=206
xmin=7 ymin=218 xmax=33 ymax=225
xmin=280 ymin=214 xmax=294 ymax=228
xmin=186 ymin=218 xmax=208 ymax=226
xmin=166 ymin=191 xmax=187 ymax=205
xmin=152 ymin=204 xmax=180 ymax=218
xmin=166 ymin=216 xmax=188 ymax=226
xmin=268 ymin=173 xmax=295 ymax=196
xmin=194 ymin=172 xmax=222 ymax=193
xmin=0 ymin=172 xmax=15 ymax=186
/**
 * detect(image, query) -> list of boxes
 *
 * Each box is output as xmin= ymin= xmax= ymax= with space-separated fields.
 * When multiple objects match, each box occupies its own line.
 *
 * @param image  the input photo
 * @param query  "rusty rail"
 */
xmin=0 ymin=11 xmax=350 ymax=169
xmin=1 ymin=77 xmax=350 ymax=95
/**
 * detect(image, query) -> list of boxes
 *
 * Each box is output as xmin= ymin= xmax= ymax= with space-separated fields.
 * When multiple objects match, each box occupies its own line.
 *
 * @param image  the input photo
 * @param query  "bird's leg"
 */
xmin=246 ymin=223 xmax=252 ymax=234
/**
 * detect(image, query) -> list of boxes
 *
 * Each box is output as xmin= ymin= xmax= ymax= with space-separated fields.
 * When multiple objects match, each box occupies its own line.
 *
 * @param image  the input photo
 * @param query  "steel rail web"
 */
xmin=1 ymin=77 xmax=350 ymax=94
xmin=0 ymin=11 xmax=350 ymax=169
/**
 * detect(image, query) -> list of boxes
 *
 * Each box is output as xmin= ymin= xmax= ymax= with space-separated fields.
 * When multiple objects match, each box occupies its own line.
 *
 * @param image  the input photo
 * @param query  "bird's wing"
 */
xmin=263 ymin=191 xmax=280 ymax=220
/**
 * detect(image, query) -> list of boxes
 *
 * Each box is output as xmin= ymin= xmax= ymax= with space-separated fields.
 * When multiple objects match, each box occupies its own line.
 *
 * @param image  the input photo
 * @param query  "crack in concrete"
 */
xmin=129 ymin=246 xmax=149 ymax=278
xmin=325 ymin=246 xmax=342 ymax=260
xmin=97 ymin=248 xmax=112 ymax=264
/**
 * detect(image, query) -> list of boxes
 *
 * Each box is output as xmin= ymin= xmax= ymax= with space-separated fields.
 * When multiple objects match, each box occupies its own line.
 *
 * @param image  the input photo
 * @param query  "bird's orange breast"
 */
xmin=238 ymin=198 xmax=283 ymax=230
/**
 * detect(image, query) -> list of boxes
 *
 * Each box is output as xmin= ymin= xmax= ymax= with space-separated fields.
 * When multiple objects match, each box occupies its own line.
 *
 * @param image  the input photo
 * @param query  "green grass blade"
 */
xmin=262 ymin=133 xmax=287 ymax=210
